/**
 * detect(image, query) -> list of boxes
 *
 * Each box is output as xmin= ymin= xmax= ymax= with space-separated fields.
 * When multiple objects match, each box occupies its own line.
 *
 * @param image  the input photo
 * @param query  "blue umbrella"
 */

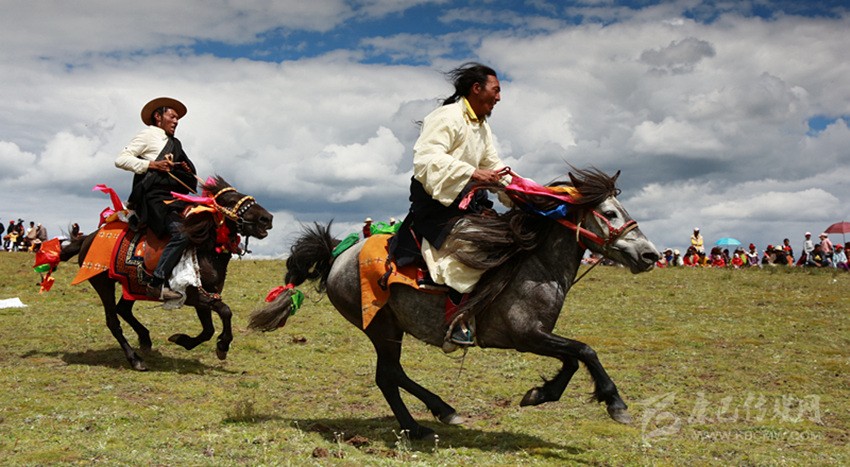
xmin=715 ymin=237 xmax=742 ymax=247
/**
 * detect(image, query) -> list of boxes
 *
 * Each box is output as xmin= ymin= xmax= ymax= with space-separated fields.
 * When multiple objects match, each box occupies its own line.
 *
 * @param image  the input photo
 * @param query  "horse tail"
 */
xmin=59 ymin=233 xmax=88 ymax=262
xmin=248 ymin=222 xmax=338 ymax=332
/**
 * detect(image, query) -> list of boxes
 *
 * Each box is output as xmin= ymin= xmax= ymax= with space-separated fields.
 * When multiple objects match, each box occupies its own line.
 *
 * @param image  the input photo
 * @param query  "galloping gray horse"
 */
xmin=250 ymin=168 xmax=658 ymax=439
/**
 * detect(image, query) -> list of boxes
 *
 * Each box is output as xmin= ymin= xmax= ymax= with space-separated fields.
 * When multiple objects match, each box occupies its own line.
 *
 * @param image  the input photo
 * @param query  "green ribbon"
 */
xmin=332 ymin=232 xmax=361 ymax=257
xmin=290 ymin=289 xmax=304 ymax=315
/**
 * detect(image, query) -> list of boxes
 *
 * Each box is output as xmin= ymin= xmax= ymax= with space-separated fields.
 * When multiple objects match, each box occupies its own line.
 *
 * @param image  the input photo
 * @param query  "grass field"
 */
xmin=1 ymin=251 xmax=848 ymax=465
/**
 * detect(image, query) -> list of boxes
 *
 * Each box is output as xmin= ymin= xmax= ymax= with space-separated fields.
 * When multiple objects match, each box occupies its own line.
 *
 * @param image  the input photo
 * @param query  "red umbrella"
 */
xmin=824 ymin=221 xmax=850 ymax=244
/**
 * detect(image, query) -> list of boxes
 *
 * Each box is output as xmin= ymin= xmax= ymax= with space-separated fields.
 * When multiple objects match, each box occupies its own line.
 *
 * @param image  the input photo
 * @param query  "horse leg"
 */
xmin=520 ymin=357 xmax=580 ymax=406
xmin=90 ymin=275 xmax=147 ymax=371
xmin=366 ymin=313 xmax=458 ymax=440
xmin=114 ymin=298 xmax=152 ymax=353
xmin=168 ymin=305 xmax=215 ymax=351
xmin=518 ymin=331 xmax=631 ymax=424
xmin=211 ymin=300 xmax=232 ymax=360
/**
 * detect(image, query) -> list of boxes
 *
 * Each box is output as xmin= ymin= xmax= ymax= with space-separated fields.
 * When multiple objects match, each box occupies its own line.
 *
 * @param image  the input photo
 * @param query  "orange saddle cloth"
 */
xmin=359 ymin=234 xmax=423 ymax=329
xmin=72 ymin=221 xmax=168 ymax=301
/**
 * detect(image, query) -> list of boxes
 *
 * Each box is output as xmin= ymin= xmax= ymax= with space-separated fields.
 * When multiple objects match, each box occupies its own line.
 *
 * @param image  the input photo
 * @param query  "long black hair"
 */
xmin=441 ymin=62 xmax=497 ymax=106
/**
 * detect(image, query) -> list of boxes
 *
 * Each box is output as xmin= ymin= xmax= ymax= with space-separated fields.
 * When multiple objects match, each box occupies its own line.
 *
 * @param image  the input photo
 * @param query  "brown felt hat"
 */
xmin=140 ymin=97 xmax=187 ymax=125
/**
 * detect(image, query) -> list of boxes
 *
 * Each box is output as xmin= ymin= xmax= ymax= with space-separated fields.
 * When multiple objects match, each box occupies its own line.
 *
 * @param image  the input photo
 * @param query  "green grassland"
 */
xmin=1 ymin=252 xmax=848 ymax=465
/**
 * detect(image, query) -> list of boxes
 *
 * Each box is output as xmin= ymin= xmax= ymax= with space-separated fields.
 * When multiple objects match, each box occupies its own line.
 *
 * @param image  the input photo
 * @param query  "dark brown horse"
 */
xmin=250 ymin=168 xmax=658 ymax=439
xmin=61 ymin=176 xmax=273 ymax=371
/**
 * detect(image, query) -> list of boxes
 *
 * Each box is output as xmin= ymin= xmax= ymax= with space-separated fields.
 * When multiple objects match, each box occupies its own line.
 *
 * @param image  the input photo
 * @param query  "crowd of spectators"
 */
xmin=1 ymin=219 xmax=84 ymax=253
xmin=654 ymin=229 xmax=849 ymax=271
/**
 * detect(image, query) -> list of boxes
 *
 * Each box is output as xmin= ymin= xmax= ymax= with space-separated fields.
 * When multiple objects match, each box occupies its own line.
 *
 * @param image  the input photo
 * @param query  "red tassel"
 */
xmin=265 ymin=283 xmax=295 ymax=302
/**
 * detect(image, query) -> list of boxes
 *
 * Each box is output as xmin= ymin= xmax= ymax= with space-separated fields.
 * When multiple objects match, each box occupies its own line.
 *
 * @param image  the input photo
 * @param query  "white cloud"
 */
xmin=2 ymin=3 xmax=850 ymax=259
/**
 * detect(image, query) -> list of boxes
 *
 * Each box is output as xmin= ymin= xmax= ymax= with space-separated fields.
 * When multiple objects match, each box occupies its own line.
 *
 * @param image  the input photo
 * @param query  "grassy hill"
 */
xmin=1 ymin=252 xmax=847 ymax=465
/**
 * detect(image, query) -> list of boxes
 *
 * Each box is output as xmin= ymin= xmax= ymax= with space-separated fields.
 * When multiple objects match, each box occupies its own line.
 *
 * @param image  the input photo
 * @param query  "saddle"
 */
xmin=72 ymin=221 xmax=173 ymax=301
xmin=359 ymin=234 xmax=462 ymax=329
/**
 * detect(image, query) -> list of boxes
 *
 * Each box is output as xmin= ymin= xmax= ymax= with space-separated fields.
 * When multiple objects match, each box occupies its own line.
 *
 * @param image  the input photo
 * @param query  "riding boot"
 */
xmin=146 ymin=276 xmax=182 ymax=301
xmin=445 ymin=289 xmax=474 ymax=347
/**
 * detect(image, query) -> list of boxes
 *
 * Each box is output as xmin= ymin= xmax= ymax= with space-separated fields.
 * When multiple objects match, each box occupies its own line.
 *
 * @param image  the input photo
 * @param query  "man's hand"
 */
xmin=471 ymin=168 xmax=503 ymax=184
xmin=148 ymin=159 xmax=174 ymax=172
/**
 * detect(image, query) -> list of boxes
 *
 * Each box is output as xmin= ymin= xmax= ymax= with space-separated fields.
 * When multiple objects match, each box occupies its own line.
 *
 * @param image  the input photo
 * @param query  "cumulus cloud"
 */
xmin=1 ymin=2 xmax=849 ymax=258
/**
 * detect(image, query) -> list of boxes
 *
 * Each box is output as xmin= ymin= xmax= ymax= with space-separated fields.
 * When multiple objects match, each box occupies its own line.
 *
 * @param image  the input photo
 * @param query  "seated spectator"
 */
xmin=658 ymin=248 xmax=674 ymax=267
xmin=772 ymin=244 xmax=788 ymax=266
xmin=697 ymin=251 xmax=709 ymax=267
xmin=746 ymin=243 xmax=759 ymax=267
xmin=671 ymin=249 xmax=682 ymax=267
xmin=710 ymin=247 xmax=726 ymax=267
xmin=806 ymin=244 xmax=831 ymax=268
xmin=730 ymin=248 xmax=744 ymax=268
xmin=762 ymin=245 xmax=776 ymax=266
xmin=782 ymin=238 xmax=794 ymax=263
xmin=834 ymin=244 xmax=848 ymax=271
xmin=682 ymin=246 xmax=699 ymax=266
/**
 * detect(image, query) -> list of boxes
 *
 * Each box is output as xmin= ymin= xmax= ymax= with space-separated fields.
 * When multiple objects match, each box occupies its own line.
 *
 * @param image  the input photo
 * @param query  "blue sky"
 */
xmin=1 ymin=0 xmax=849 ymax=258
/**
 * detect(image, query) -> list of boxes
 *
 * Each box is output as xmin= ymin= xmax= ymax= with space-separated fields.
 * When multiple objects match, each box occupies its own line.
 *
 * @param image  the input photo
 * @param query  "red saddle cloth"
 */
xmin=72 ymin=221 xmax=168 ymax=301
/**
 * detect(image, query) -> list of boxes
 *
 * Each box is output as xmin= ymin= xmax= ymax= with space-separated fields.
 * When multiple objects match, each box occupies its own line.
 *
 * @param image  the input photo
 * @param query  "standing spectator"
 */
xmin=36 ymin=223 xmax=47 ymax=242
xmin=24 ymin=221 xmax=38 ymax=251
xmin=819 ymin=233 xmax=834 ymax=260
xmin=690 ymin=227 xmax=705 ymax=254
xmin=833 ymin=244 xmax=848 ymax=271
xmin=3 ymin=221 xmax=9 ymax=251
xmin=802 ymin=232 xmax=814 ymax=264
xmin=362 ymin=218 xmax=373 ymax=238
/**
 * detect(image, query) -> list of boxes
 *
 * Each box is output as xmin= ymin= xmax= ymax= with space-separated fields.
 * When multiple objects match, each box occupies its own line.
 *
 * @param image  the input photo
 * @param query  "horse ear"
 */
xmin=613 ymin=170 xmax=621 ymax=183
xmin=568 ymin=171 xmax=581 ymax=187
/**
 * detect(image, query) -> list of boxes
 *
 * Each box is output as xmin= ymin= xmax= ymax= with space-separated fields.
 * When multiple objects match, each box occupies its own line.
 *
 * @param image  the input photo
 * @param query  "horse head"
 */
xmin=203 ymin=176 xmax=273 ymax=239
xmin=565 ymin=168 xmax=658 ymax=272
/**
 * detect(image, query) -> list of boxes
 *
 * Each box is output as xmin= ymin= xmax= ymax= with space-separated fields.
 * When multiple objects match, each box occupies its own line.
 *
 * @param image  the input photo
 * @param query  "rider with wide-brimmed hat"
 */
xmin=115 ymin=97 xmax=197 ymax=300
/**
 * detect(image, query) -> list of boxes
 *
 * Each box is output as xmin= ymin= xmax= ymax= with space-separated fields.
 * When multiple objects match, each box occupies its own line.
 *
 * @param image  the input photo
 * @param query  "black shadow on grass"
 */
xmin=20 ymin=348 xmax=238 ymax=375
xmin=289 ymin=417 xmax=584 ymax=457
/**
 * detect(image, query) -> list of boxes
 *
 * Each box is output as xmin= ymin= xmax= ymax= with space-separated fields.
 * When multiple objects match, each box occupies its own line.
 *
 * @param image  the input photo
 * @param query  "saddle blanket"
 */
xmin=72 ymin=221 xmax=199 ymax=307
xmin=359 ymin=234 xmax=422 ymax=329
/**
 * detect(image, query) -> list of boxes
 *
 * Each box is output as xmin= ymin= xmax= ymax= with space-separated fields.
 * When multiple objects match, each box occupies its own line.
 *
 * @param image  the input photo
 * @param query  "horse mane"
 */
xmin=450 ymin=167 xmax=620 ymax=318
xmin=179 ymin=175 xmax=234 ymax=248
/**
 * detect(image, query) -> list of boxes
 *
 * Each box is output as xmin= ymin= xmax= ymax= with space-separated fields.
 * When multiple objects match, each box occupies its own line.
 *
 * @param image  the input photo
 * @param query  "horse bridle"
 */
xmin=556 ymin=208 xmax=638 ymax=251
xmin=212 ymin=186 xmax=257 ymax=235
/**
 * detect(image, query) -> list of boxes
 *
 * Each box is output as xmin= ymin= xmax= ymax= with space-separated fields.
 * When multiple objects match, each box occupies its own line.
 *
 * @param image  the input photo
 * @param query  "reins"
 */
xmin=166 ymin=166 xmax=257 ymax=252
xmin=493 ymin=169 xmax=640 ymax=285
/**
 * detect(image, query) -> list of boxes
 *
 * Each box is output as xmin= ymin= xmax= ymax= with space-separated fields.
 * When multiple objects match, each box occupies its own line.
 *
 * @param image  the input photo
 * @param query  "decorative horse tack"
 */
xmin=60 ymin=176 xmax=273 ymax=371
xmin=250 ymin=168 xmax=659 ymax=440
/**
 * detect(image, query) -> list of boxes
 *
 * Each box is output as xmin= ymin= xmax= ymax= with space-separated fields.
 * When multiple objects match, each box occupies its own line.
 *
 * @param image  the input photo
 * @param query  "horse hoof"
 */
xmin=607 ymin=406 xmax=632 ymax=424
xmin=408 ymin=426 xmax=436 ymax=440
xmin=131 ymin=360 xmax=148 ymax=371
xmin=439 ymin=412 xmax=466 ymax=425
xmin=216 ymin=349 xmax=228 ymax=361
xmin=520 ymin=388 xmax=542 ymax=407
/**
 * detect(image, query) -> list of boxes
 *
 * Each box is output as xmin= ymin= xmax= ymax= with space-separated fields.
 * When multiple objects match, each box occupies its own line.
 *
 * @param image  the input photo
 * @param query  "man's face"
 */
xmin=470 ymin=75 xmax=501 ymax=118
xmin=155 ymin=108 xmax=180 ymax=135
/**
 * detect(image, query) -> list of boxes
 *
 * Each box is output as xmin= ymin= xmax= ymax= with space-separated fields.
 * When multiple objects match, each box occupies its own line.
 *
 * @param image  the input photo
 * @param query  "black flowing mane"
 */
xmin=448 ymin=167 xmax=621 ymax=318
xmin=450 ymin=167 xmax=620 ymax=270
